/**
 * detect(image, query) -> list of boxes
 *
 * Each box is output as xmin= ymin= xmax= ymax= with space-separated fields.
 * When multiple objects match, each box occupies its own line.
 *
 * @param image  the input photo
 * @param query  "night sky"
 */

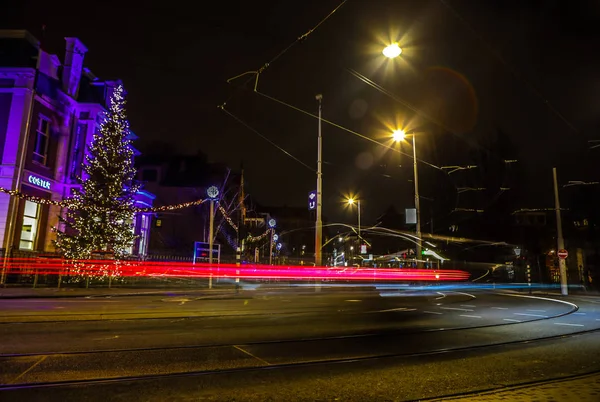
xmin=4 ymin=0 xmax=600 ymax=227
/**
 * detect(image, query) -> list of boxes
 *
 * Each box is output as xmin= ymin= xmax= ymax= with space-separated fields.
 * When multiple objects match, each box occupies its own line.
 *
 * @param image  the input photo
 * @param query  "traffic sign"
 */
xmin=557 ymin=249 xmax=568 ymax=259
xmin=308 ymin=190 xmax=316 ymax=210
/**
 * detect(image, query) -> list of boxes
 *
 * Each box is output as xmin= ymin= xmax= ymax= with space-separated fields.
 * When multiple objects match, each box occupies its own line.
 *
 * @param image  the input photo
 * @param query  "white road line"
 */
xmin=440 ymin=307 xmax=474 ymax=312
xmin=435 ymin=292 xmax=447 ymax=300
xmin=503 ymin=318 xmax=521 ymax=323
xmin=461 ymin=305 xmax=476 ymax=308
xmin=554 ymin=322 xmax=584 ymax=327
xmin=423 ymin=311 xmax=443 ymax=315
xmin=460 ymin=314 xmax=481 ymax=319
xmin=527 ymin=309 xmax=547 ymax=312
xmin=596 ymin=319 xmax=600 ymax=321
xmin=491 ymin=307 xmax=508 ymax=310
xmin=500 ymin=293 xmax=579 ymax=310
xmin=514 ymin=313 xmax=547 ymax=318
xmin=377 ymin=307 xmax=416 ymax=313
xmin=450 ymin=291 xmax=477 ymax=299
xmin=573 ymin=312 xmax=586 ymax=315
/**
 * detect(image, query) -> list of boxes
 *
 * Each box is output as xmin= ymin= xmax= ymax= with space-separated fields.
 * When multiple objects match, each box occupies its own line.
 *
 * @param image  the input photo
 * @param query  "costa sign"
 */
xmin=27 ymin=174 xmax=51 ymax=190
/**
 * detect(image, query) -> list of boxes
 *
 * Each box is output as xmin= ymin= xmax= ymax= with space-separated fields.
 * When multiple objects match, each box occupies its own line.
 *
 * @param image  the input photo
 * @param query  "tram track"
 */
xmin=2 ymin=323 xmax=600 ymax=392
xmin=0 ymin=297 xmax=591 ymax=391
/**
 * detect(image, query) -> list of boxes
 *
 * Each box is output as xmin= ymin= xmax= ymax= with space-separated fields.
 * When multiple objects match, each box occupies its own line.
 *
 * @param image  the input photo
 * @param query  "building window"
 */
xmin=138 ymin=214 xmax=150 ymax=255
xmin=33 ymin=116 xmax=50 ymax=165
xmin=19 ymin=201 xmax=40 ymax=250
xmin=0 ymin=79 xmax=15 ymax=88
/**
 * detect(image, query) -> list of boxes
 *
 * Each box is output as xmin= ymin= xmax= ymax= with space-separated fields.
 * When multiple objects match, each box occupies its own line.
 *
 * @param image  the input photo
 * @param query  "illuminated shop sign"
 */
xmin=27 ymin=174 xmax=51 ymax=190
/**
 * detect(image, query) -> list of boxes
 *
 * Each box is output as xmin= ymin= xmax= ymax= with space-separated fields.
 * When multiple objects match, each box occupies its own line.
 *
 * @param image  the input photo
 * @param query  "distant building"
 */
xmin=0 ymin=30 xmax=154 ymax=255
xmin=136 ymin=153 xmax=238 ymax=255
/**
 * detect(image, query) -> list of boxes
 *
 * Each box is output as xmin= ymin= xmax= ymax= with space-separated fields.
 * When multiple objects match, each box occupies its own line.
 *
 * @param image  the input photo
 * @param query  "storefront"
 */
xmin=15 ymin=171 xmax=54 ymax=252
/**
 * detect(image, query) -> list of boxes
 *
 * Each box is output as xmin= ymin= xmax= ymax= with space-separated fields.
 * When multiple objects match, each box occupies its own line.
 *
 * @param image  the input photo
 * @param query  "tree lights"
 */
xmin=53 ymin=85 xmax=139 ymax=260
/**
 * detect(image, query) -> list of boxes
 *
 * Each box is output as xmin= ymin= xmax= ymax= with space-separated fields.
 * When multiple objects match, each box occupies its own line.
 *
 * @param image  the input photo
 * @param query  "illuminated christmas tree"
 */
xmin=54 ymin=85 xmax=139 ymax=260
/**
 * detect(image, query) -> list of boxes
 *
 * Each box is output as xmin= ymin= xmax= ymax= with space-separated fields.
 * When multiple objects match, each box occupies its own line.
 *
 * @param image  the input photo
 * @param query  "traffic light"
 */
xmin=421 ymin=249 xmax=426 ymax=256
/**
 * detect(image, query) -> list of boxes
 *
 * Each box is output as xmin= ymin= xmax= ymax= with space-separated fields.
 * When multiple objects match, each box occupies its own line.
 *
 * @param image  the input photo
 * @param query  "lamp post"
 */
xmin=206 ymin=186 xmax=219 ymax=267
xmin=315 ymin=94 xmax=323 ymax=266
xmin=268 ymin=218 xmax=276 ymax=265
xmin=393 ymin=129 xmax=422 ymax=267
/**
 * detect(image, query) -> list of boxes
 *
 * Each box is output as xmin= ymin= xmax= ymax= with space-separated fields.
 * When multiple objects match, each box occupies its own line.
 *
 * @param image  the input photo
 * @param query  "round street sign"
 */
xmin=557 ymin=249 xmax=568 ymax=259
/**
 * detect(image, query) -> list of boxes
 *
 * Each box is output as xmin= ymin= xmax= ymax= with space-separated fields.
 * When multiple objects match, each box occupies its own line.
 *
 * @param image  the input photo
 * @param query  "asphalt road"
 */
xmin=0 ymin=287 xmax=599 ymax=401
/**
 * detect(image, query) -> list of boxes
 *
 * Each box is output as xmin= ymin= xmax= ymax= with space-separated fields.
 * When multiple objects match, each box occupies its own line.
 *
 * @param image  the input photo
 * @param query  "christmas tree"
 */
xmin=54 ymin=85 xmax=139 ymax=260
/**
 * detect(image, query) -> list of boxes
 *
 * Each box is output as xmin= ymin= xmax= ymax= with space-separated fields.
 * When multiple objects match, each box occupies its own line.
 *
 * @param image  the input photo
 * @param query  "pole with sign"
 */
xmin=552 ymin=168 xmax=568 ymax=295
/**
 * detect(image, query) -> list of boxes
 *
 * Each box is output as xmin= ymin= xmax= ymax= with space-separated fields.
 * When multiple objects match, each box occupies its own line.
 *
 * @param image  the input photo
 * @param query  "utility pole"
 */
xmin=315 ymin=94 xmax=323 ymax=266
xmin=413 ymin=135 xmax=422 ymax=267
xmin=552 ymin=168 xmax=568 ymax=296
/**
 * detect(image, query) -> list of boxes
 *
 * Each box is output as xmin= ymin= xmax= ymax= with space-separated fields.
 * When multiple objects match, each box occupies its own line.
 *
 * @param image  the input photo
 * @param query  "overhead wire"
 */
xmin=220 ymin=106 xmax=316 ymax=173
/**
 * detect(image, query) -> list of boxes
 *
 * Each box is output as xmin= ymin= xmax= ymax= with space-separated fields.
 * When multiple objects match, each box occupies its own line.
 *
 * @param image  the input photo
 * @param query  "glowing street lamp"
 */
xmin=392 ymin=129 xmax=406 ymax=142
xmin=383 ymin=43 xmax=402 ymax=59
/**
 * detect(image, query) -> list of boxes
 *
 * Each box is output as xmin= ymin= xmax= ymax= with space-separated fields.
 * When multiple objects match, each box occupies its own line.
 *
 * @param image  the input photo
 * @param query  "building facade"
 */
xmin=0 ymin=30 xmax=153 ymax=256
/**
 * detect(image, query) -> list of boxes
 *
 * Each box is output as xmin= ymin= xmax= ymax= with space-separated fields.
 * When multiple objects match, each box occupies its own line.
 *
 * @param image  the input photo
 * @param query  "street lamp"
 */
xmin=393 ymin=130 xmax=422 ymax=267
xmin=383 ymin=43 xmax=402 ymax=59
xmin=346 ymin=198 xmax=361 ymax=239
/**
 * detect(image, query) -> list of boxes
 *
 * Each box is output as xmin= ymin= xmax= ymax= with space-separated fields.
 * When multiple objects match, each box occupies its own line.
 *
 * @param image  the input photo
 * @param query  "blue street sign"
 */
xmin=308 ymin=190 xmax=317 ymax=210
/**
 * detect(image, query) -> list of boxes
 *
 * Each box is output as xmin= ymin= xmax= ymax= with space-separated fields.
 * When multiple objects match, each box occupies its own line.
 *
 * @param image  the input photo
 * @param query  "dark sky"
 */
xmin=4 ymin=0 xmax=600 ymax=227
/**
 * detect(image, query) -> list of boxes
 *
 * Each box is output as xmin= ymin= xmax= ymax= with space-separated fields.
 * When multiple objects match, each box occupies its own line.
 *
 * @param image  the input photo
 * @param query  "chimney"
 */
xmin=62 ymin=37 xmax=88 ymax=98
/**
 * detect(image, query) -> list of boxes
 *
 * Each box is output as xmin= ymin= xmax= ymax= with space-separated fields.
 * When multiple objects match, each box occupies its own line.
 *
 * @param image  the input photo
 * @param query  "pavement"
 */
xmin=439 ymin=372 xmax=600 ymax=401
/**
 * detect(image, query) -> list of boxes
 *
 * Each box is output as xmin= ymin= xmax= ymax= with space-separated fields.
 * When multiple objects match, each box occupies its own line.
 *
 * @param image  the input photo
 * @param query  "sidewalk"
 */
xmin=0 ymin=286 xmax=238 ymax=299
xmin=436 ymin=372 xmax=600 ymax=401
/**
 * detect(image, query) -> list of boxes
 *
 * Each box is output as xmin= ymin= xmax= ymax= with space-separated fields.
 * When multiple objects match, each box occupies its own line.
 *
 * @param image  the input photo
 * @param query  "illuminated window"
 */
xmin=19 ymin=201 xmax=40 ymax=250
xmin=33 ymin=116 xmax=50 ymax=165
xmin=138 ymin=214 xmax=150 ymax=255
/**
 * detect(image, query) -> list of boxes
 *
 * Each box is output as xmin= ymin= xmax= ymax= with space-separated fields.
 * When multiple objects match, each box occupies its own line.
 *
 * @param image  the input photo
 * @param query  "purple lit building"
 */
xmin=0 ymin=30 xmax=154 ymax=256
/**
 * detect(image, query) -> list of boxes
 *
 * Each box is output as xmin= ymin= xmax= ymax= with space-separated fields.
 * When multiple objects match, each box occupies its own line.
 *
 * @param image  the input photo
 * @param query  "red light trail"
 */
xmin=2 ymin=258 xmax=470 ymax=282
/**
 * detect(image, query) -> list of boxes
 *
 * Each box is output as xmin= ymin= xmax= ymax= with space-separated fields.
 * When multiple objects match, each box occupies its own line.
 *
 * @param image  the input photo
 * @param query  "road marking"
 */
xmin=460 ymin=314 xmax=481 ymax=319
xmin=345 ymin=300 xmax=362 ymax=302
xmin=423 ymin=311 xmax=443 ymax=315
xmin=573 ymin=312 xmax=586 ymax=315
xmin=92 ymin=335 xmax=120 ymax=341
xmin=554 ymin=322 xmax=584 ymax=327
xmin=435 ymin=292 xmax=447 ymax=300
xmin=461 ymin=305 xmax=476 ymax=308
xmin=500 ymin=293 xmax=579 ymax=310
xmin=503 ymin=318 xmax=521 ymax=323
xmin=492 ymin=307 xmax=508 ymax=310
xmin=514 ymin=313 xmax=547 ymax=318
xmin=233 ymin=345 xmax=271 ymax=366
xmin=450 ymin=291 xmax=477 ymax=299
xmin=10 ymin=355 xmax=47 ymax=384
xmin=527 ymin=309 xmax=546 ymax=312
xmin=440 ymin=307 xmax=474 ymax=312
xmin=377 ymin=307 xmax=416 ymax=313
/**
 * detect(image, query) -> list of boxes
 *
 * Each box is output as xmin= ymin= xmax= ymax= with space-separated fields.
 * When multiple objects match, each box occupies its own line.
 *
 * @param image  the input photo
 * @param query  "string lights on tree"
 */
xmin=53 ymin=85 xmax=140 ymax=261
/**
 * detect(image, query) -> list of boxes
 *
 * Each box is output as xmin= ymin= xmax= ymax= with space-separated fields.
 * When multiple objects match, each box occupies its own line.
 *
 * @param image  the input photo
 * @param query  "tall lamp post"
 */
xmin=206 ymin=186 xmax=219 ymax=266
xmin=393 ymin=129 xmax=422 ymax=267
xmin=315 ymin=94 xmax=323 ymax=266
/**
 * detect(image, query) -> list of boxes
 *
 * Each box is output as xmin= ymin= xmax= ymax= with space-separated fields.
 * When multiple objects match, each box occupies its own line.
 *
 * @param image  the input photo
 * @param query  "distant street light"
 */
xmin=393 ymin=130 xmax=422 ymax=267
xmin=383 ymin=43 xmax=402 ymax=59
